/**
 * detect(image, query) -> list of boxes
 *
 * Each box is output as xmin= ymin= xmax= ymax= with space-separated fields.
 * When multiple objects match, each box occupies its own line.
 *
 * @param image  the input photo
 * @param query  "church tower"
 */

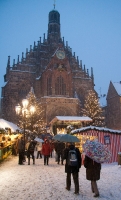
xmin=48 ymin=9 xmax=61 ymax=43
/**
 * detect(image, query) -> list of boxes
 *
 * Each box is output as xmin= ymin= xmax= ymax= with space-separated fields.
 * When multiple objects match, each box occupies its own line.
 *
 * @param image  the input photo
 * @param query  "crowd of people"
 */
xmin=17 ymin=136 xmax=101 ymax=198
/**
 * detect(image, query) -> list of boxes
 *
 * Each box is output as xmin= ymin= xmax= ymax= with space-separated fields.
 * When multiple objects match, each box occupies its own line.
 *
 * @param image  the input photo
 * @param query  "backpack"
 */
xmin=28 ymin=142 xmax=35 ymax=152
xmin=67 ymin=149 xmax=78 ymax=166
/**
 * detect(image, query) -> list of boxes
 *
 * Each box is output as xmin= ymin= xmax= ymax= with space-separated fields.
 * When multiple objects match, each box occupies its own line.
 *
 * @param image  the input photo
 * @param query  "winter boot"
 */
xmin=28 ymin=159 xmax=30 ymax=165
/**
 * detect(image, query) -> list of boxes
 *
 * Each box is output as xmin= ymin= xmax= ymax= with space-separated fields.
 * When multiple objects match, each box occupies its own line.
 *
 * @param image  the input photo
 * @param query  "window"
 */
xmin=55 ymin=75 xmax=66 ymax=95
xmin=47 ymin=77 xmax=52 ymax=95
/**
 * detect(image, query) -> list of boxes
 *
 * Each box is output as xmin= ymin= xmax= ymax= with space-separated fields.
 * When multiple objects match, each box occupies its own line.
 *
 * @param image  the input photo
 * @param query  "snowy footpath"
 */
xmin=0 ymin=152 xmax=121 ymax=200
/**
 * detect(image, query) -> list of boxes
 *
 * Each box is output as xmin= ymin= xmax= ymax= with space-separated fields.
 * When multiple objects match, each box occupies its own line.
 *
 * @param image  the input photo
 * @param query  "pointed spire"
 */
xmin=66 ymin=41 xmax=68 ymax=48
xmin=63 ymin=37 xmax=65 ymax=45
xmin=73 ymin=52 xmax=75 ymax=57
xmin=30 ymin=45 xmax=32 ymax=52
xmin=53 ymin=0 xmax=56 ymax=9
xmin=43 ymin=33 xmax=45 ymax=42
xmin=40 ymin=37 xmax=41 ymax=44
xmin=33 ymin=41 xmax=36 ymax=50
xmin=21 ymin=52 xmax=24 ymax=61
xmin=84 ymin=64 xmax=86 ymax=73
xmin=87 ymin=69 xmax=89 ymax=77
xmin=7 ymin=56 xmax=10 ymax=68
xmin=77 ymin=56 xmax=79 ymax=64
xmin=80 ymin=60 xmax=82 ymax=69
xmin=13 ymin=59 xmax=15 ymax=67
xmin=26 ymin=48 xmax=28 ymax=57
xmin=17 ymin=55 xmax=19 ymax=64
xmin=70 ymin=48 xmax=72 ymax=54
xmin=91 ymin=67 xmax=94 ymax=81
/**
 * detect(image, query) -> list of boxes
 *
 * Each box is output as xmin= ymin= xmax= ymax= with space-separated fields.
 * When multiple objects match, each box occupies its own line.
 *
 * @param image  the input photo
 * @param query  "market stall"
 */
xmin=49 ymin=116 xmax=92 ymax=135
xmin=0 ymin=119 xmax=21 ymax=161
xmin=71 ymin=126 xmax=121 ymax=163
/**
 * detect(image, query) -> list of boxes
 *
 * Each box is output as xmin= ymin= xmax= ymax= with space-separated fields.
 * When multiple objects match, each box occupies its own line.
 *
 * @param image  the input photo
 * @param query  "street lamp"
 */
xmin=15 ymin=99 xmax=35 ymax=153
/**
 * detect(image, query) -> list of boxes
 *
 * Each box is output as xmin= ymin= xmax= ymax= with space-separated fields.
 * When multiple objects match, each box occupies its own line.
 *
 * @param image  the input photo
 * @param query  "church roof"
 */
xmin=113 ymin=82 xmax=121 ymax=96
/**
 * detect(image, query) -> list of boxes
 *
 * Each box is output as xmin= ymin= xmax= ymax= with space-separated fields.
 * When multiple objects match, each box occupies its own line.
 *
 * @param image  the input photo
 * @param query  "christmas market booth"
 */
xmin=71 ymin=126 xmax=121 ymax=163
xmin=49 ymin=116 xmax=92 ymax=135
xmin=0 ymin=119 xmax=21 ymax=161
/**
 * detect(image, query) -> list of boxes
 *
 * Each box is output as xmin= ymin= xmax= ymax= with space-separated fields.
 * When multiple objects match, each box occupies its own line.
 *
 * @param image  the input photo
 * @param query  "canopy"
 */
xmin=49 ymin=116 xmax=92 ymax=125
xmin=0 ymin=118 xmax=21 ymax=132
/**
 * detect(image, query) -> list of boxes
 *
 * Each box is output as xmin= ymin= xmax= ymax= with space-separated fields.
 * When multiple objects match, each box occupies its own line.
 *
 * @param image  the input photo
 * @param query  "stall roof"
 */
xmin=49 ymin=116 xmax=92 ymax=125
xmin=71 ymin=126 xmax=121 ymax=135
xmin=0 ymin=118 xmax=21 ymax=132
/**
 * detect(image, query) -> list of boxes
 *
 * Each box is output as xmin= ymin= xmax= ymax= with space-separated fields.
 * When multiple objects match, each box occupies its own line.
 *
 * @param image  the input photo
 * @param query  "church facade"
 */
xmin=1 ymin=9 xmax=95 ymax=126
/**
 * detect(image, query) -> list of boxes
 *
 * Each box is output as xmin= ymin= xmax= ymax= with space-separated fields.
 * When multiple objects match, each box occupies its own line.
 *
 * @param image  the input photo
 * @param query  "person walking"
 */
xmin=36 ymin=142 xmax=42 ymax=159
xmin=27 ymin=139 xmax=36 ymax=165
xmin=18 ymin=137 xmax=25 ymax=165
xmin=42 ymin=139 xmax=51 ymax=165
xmin=49 ymin=140 xmax=54 ymax=158
xmin=55 ymin=141 xmax=65 ymax=165
xmin=63 ymin=142 xmax=82 ymax=195
xmin=84 ymin=155 xmax=101 ymax=197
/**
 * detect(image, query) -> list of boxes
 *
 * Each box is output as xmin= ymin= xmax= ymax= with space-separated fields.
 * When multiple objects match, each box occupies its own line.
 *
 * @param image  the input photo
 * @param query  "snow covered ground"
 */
xmin=0 ymin=151 xmax=121 ymax=200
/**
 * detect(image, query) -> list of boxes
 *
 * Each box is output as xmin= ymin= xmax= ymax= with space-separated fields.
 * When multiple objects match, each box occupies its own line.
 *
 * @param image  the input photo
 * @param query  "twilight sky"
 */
xmin=0 ymin=0 xmax=121 ymax=106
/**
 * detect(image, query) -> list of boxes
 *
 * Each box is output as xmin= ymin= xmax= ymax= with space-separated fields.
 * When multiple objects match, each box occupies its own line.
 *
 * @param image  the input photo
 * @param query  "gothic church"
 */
xmin=1 ymin=8 xmax=95 ymax=126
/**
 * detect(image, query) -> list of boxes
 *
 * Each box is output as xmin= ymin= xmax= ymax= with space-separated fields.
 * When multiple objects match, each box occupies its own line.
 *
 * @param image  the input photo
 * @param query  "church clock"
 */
xmin=56 ymin=50 xmax=65 ymax=59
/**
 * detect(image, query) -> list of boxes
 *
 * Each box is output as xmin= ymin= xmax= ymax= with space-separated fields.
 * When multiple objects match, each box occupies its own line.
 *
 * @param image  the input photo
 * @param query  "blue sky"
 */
xmin=0 ymin=0 xmax=121 ymax=106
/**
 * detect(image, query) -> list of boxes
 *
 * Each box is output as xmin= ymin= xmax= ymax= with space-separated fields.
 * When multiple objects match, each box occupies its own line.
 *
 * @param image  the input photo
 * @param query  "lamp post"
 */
xmin=15 ymin=99 xmax=35 ymax=153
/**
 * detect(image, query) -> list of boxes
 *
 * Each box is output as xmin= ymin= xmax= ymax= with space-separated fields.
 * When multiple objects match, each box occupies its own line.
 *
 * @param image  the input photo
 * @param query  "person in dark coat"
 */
xmin=27 ymin=140 xmax=36 ymax=165
xmin=18 ymin=137 xmax=25 ymax=165
xmin=55 ymin=141 xmax=65 ymax=165
xmin=63 ymin=142 xmax=82 ymax=195
xmin=84 ymin=155 xmax=101 ymax=197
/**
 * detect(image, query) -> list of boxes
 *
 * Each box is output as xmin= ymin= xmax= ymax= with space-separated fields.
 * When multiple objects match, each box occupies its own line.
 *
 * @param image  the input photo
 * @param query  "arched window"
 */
xmin=55 ymin=75 xmax=66 ymax=95
xmin=19 ymin=84 xmax=27 ymax=99
xmin=47 ymin=77 xmax=52 ymax=95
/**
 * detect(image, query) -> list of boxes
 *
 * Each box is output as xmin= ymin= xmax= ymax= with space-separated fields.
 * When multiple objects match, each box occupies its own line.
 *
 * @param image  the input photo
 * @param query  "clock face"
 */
xmin=56 ymin=50 xmax=65 ymax=59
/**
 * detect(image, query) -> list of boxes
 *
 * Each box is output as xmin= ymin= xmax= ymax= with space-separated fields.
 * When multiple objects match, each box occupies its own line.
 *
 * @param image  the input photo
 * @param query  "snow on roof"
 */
xmin=36 ymin=76 xmax=41 ymax=80
xmin=2 ymin=81 xmax=8 ymax=87
xmin=50 ymin=116 xmax=92 ymax=124
xmin=113 ymin=82 xmax=121 ymax=96
xmin=71 ymin=126 xmax=121 ymax=135
xmin=0 ymin=119 xmax=21 ymax=132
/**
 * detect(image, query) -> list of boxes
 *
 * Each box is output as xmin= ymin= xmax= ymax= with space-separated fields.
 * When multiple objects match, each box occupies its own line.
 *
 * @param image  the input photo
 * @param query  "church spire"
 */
xmin=7 ymin=56 xmax=10 ymax=68
xmin=91 ymin=67 xmax=94 ymax=86
xmin=47 ymin=7 xmax=61 ymax=43
xmin=53 ymin=0 xmax=56 ymax=9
